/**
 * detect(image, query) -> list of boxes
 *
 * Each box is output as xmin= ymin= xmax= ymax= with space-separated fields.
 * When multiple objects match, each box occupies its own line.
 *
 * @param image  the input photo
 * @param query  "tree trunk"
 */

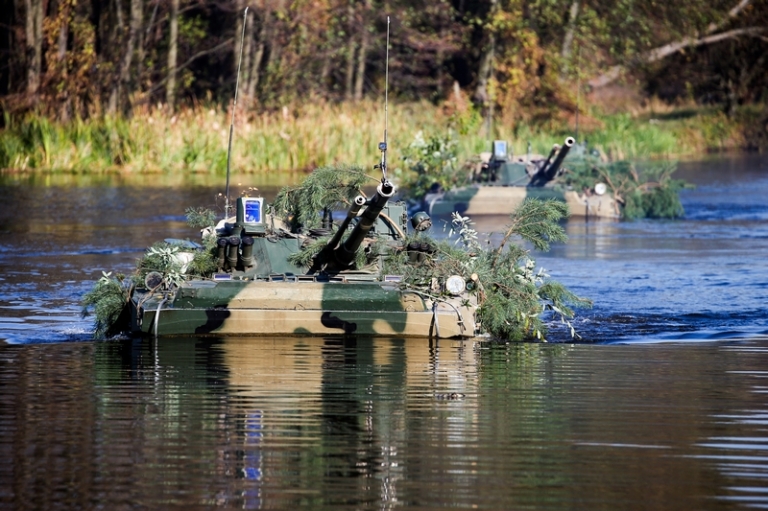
xmin=137 ymin=0 xmax=158 ymax=96
xmin=474 ymin=0 xmax=498 ymax=111
xmin=560 ymin=0 xmax=579 ymax=79
xmin=57 ymin=5 xmax=68 ymax=62
xmin=57 ymin=0 xmax=71 ymax=121
xmin=108 ymin=0 xmax=141 ymax=114
xmin=113 ymin=0 xmax=124 ymax=32
xmin=319 ymin=51 xmax=330 ymax=95
xmin=344 ymin=2 xmax=356 ymax=101
xmin=353 ymin=33 xmax=366 ymax=101
xmin=166 ymin=0 xmax=179 ymax=111
xmin=233 ymin=0 xmax=246 ymax=88
xmin=246 ymin=9 xmax=266 ymax=101
xmin=24 ymin=0 xmax=43 ymax=97
xmin=353 ymin=0 xmax=370 ymax=101
xmin=238 ymin=4 xmax=252 ymax=101
xmin=435 ymin=28 xmax=445 ymax=99
xmin=128 ymin=0 xmax=142 ymax=112
xmin=262 ymin=2 xmax=280 ymax=86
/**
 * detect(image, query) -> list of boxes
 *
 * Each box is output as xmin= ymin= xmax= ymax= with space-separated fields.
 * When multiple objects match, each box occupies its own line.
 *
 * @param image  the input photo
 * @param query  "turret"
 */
xmin=308 ymin=180 xmax=396 ymax=274
xmin=529 ymin=136 xmax=575 ymax=187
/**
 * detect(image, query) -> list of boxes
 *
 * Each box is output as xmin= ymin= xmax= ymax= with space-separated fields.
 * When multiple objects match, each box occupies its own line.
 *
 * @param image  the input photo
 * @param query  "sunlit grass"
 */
xmin=0 ymin=100 xmax=759 ymax=174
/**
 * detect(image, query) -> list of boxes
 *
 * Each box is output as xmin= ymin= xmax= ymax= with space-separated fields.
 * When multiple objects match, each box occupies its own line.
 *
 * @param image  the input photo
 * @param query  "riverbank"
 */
xmin=0 ymin=100 xmax=764 ymax=175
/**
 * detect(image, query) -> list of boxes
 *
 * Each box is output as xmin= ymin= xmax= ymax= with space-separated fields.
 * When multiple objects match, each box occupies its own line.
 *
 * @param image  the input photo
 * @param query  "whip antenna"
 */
xmin=225 ymin=7 xmax=248 ymax=218
xmin=377 ymin=16 xmax=390 ymax=183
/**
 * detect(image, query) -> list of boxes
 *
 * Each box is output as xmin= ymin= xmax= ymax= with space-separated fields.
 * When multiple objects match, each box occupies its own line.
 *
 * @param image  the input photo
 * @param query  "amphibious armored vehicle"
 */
xmin=420 ymin=137 xmax=621 ymax=219
xmin=125 ymin=172 xmax=477 ymax=339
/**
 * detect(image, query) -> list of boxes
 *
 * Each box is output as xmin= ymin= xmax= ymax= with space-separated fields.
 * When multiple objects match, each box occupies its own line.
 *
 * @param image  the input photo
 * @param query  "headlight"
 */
xmin=594 ymin=183 xmax=607 ymax=195
xmin=445 ymin=275 xmax=466 ymax=295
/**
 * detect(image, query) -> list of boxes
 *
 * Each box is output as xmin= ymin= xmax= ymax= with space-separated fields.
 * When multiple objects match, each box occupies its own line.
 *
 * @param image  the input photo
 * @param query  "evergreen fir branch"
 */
xmin=81 ymin=271 xmax=130 ymax=339
xmin=290 ymin=234 xmax=394 ymax=272
xmin=565 ymin=159 xmax=691 ymax=219
xmin=272 ymin=164 xmax=377 ymax=231
xmin=185 ymin=207 xmax=217 ymax=229
xmin=186 ymin=247 xmax=218 ymax=277
xmin=494 ymin=199 xmax=569 ymax=262
xmin=288 ymin=236 xmax=333 ymax=268
xmin=185 ymin=230 xmax=219 ymax=278
xmin=538 ymin=281 xmax=593 ymax=318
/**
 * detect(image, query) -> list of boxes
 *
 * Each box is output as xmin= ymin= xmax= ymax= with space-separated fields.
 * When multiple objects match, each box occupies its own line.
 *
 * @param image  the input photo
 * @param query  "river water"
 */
xmin=1 ymin=153 xmax=768 ymax=509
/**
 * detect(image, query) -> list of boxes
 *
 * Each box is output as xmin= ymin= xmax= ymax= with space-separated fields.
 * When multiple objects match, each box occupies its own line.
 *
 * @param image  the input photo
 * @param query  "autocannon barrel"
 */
xmin=544 ymin=136 xmax=575 ymax=181
xmin=530 ymin=136 xmax=575 ymax=187
xmin=333 ymin=180 xmax=396 ymax=267
xmin=326 ymin=195 xmax=367 ymax=252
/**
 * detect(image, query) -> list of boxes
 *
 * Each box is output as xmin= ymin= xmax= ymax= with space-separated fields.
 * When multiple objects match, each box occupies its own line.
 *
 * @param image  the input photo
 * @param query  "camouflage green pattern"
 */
xmin=131 ymin=279 xmax=476 ymax=338
xmin=425 ymin=184 xmax=620 ymax=219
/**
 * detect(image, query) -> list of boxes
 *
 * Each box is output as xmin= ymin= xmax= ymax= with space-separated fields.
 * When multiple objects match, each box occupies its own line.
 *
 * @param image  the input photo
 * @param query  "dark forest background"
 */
xmin=1 ymin=0 xmax=766 ymax=126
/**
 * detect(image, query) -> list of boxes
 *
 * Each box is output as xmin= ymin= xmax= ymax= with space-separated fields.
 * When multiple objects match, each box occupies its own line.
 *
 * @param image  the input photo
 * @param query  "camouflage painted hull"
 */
xmin=131 ymin=278 xmax=477 ymax=338
xmin=424 ymin=185 xmax=621 ymax=219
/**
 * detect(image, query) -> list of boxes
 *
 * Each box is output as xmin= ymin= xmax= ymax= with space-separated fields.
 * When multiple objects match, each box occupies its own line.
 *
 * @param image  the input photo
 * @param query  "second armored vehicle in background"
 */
xmin=420 ymin=137 xmax=620 ymax=219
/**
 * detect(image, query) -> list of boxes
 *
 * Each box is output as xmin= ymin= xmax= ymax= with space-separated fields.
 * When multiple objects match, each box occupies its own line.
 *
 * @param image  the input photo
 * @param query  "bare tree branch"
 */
xmin=712 ymin=0 xmax=752 ymax=32
xmin=589 ymin=0 xmax=761 ymax=89
xmin=646 ymin=27 xmax=766 ymax=63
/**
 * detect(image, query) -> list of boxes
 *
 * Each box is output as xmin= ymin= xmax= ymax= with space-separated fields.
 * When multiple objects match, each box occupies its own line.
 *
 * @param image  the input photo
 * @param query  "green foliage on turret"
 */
xmin=185 ymin=207 xmax=218 ymax=229
xmin=288 ymin=236 xmax=332 ymax=268
xmin=272 ymin=164 xmax=377 ymax=231
xmin=287 ymin=233 xmax=376 ymax=271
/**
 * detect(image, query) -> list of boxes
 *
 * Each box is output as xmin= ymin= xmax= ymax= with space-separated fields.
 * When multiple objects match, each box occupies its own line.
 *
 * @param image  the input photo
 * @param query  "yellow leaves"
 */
xmin=481 ymin=19 xmax=581 ymax=130
xmin=489 ymin=9 xmax=521 ymax=33
xmin=39 ymin=0 xmax=97 ymax=115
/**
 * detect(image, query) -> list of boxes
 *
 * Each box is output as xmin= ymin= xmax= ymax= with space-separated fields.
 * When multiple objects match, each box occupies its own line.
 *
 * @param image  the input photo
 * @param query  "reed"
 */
xmin=0 ymin=101 xmax=759 ymax=175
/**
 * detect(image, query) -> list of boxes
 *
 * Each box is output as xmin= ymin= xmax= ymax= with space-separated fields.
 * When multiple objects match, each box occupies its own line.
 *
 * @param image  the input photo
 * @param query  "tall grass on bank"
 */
xmin=0 ymin=101 xmax=759 ymax=174
xmin=1 ymin=101 xmax=443 ymax=174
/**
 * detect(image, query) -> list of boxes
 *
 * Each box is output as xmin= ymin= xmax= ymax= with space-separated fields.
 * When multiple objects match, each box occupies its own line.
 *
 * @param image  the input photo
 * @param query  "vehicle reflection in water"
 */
xmin=470 ymin=215 xmax=623 ymax=261
xmin=114 ymin=336 xmax=477 ymax=509
xmin=223 ymin=335 xmax=478 ymax=509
